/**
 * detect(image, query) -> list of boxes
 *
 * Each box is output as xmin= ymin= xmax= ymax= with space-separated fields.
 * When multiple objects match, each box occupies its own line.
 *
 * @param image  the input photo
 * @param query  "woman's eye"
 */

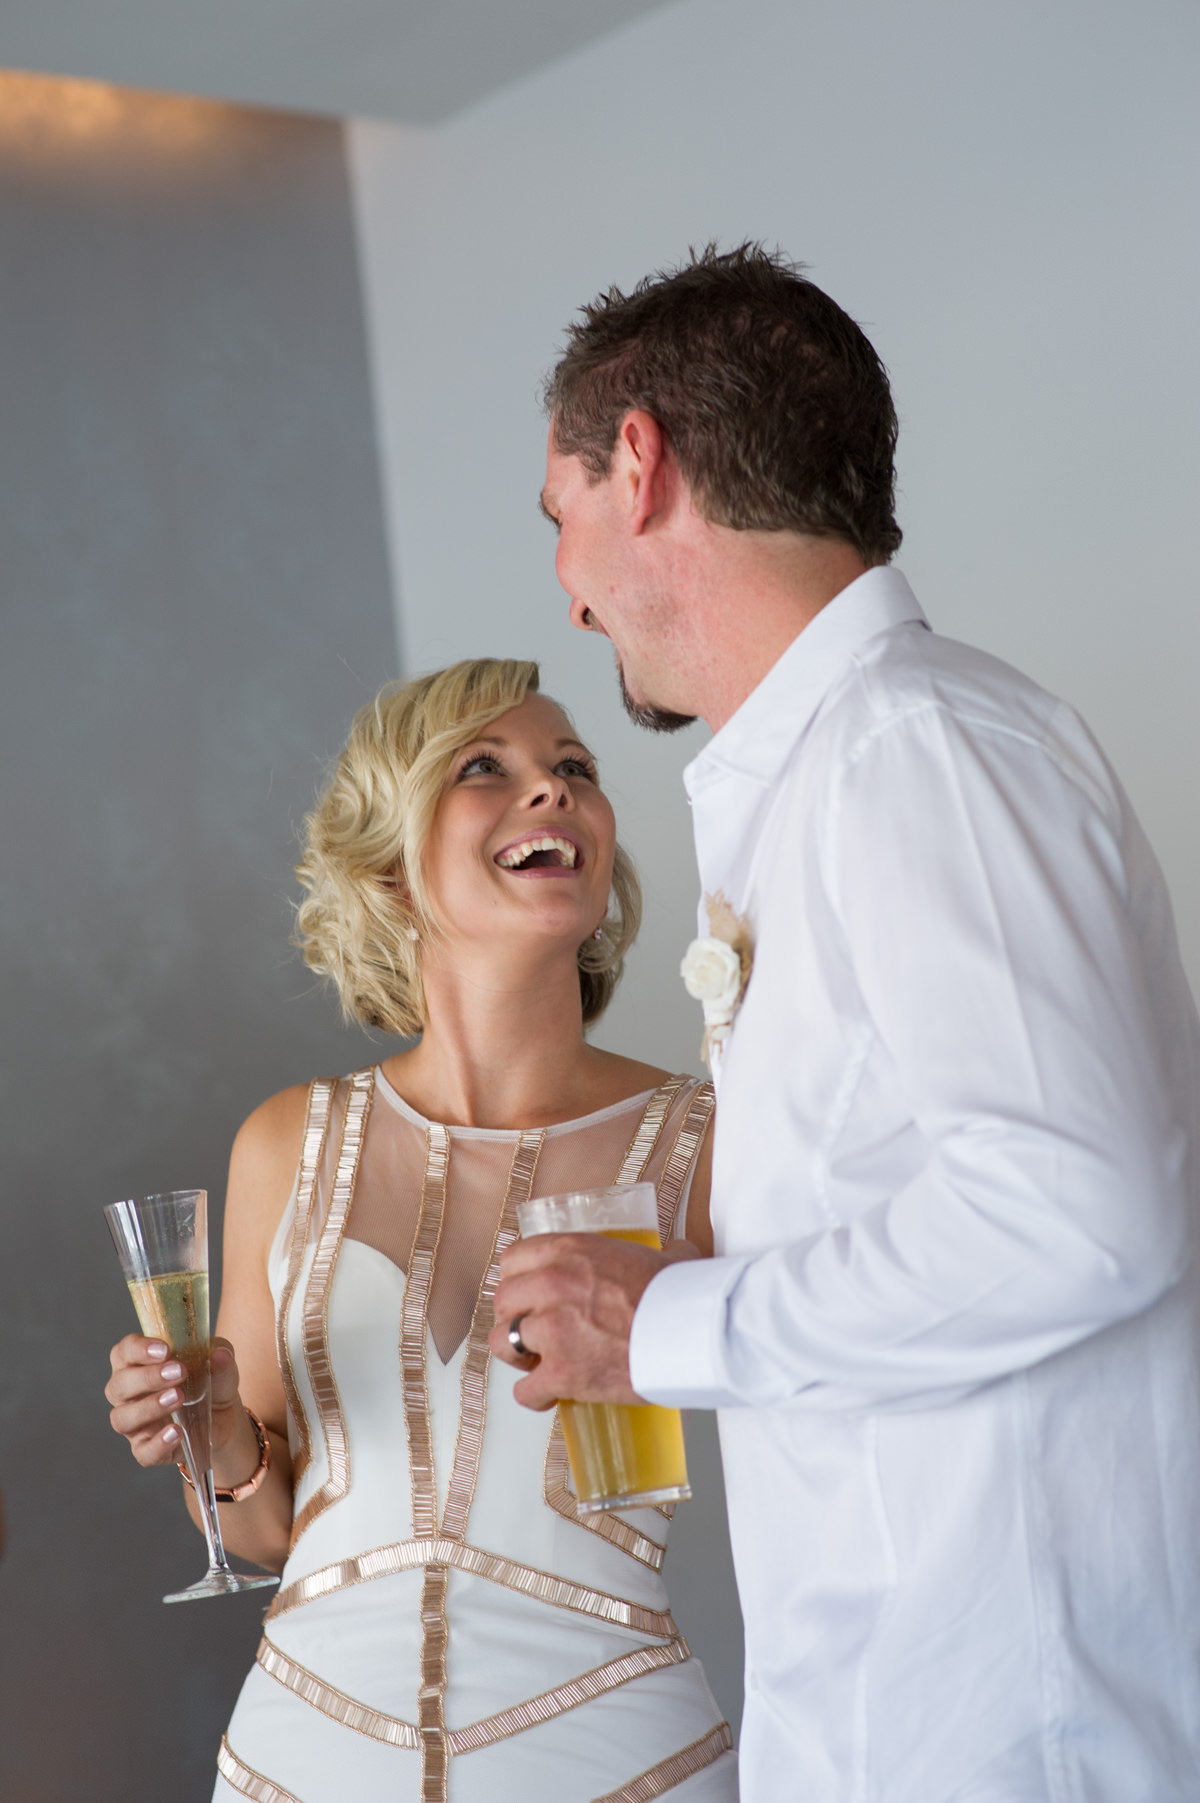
xmin=559 ymin=757 xmax=597 ymax=781
xmin=458 ymin=754 xmax=503 ymax=778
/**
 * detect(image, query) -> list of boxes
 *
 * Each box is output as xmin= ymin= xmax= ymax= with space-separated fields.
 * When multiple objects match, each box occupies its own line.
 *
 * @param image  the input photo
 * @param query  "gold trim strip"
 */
xmin=441 ymin=1129 xmax=545 ymax=1543
xmin=613 ymin=1075 xmax=689 ymax=1186
xmin=290 ymin=1067 xmax=374 ymax=1547
xmin=267 ymin=1536 xmax=678 ymax=1638
xmin=653 ymin=1080 xmax=715 ymax=1244
xmin=257 ymin=1637 xmax=421 ymax=1748
xmin=216 ymin=1735 xmax=301 ymax=1803
xmin=419 ymin=1563 xmax=450 ymax=1801
xmin=254 ymin=1634 xmax=690 ymax=1757
xmin=543 ymin=1419 xmax=666 ymax=1570
xmin=591 ymin=1721 xmax=734 ymax=1803
xmin=276 ymin=1077 xmax=334 ymax=1484
xmin=403 ymin=1124 xmax=450 ymax=1540
xmin=448 ymin=1638 xmax=691 ymax=1754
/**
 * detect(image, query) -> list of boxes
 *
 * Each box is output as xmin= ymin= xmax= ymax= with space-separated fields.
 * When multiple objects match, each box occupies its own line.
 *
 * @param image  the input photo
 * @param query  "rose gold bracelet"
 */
xmin=178 ymin=1407 xmax=271 ymax=1503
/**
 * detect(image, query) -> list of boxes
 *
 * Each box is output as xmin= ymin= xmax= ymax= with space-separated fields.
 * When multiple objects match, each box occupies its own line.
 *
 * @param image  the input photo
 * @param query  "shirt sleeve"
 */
xmin=632 ymin=700 xmax=1196 ymax=1412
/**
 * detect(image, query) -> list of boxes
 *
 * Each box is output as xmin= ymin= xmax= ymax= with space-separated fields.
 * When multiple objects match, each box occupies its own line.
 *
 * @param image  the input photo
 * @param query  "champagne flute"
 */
xmin=104 ymin=1188 xmax=278 ymax=1604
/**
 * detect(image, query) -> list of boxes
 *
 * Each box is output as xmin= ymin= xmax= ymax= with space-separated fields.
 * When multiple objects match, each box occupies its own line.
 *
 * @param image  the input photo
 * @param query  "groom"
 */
xmin=492 ymin=245 xmax=1200 ymax=1800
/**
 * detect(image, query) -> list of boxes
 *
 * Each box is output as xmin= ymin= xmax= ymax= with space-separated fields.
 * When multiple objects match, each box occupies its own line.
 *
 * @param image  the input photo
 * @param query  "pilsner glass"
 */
xmin=104 ymin=1189 xmax=278 ymax=1604
xmin=516 ymin=1182 xmax=691 ymax=1513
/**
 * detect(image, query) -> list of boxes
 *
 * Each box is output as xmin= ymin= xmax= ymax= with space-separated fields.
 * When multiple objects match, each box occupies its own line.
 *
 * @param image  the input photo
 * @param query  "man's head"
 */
xmin=542 ymin=243 xmax=901 ymax=730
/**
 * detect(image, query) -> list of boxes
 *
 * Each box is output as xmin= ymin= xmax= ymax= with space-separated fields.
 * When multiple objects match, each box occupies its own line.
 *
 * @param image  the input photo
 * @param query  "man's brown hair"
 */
xmin=545 ymin=242 xmax=902 ymax=565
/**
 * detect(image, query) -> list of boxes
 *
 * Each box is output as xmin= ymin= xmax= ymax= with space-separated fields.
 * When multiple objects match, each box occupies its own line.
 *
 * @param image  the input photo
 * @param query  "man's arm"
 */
xmin=498 ymin=701 xmax=1196 ymax=1413
xmin=632 ymin=702 xmax=1196 ymax=1411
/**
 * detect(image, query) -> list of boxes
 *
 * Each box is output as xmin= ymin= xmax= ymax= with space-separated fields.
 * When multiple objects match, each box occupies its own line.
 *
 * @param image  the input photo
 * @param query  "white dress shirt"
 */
xmin=631 ymin=567 xmax=1200 ymax=1802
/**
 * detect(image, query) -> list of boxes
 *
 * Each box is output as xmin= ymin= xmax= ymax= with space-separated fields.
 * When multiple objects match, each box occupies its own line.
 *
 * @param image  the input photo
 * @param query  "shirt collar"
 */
xmin=684 ymin=565 xmax=928 ymax=797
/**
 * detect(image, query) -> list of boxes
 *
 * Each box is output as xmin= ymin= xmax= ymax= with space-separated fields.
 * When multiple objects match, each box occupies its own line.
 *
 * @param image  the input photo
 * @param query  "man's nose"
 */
xmin=568 ymin=599 xmax=601 ymax=633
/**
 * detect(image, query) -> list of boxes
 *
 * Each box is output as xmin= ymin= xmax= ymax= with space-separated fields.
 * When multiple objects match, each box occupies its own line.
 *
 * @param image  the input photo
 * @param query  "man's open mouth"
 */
xmin=495 ymin=835 xmax=581 ymax=871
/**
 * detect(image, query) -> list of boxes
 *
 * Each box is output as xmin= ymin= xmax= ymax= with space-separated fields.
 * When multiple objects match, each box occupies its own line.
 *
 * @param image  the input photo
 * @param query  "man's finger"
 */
xmin=488 ymin=1315 xmax=539 ymax=1369
xmin=510 ymin=1365 xmax=565 ymax=1412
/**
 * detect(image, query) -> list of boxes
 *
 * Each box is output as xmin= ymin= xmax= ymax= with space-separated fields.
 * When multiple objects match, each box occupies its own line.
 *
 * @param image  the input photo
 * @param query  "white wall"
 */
xmin=347 ymin=0 xmax=1199 ymax=1731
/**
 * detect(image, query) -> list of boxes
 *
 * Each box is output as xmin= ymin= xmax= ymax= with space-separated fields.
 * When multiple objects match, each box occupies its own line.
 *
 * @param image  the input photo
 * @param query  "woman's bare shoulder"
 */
xmin=584 ymin=1047 xmax=683 ymax=1101
xmin=226 ymin=1084 xmax=312 ymax=1233
xmin=232 ymin=1083 xmax=310 ymax=1164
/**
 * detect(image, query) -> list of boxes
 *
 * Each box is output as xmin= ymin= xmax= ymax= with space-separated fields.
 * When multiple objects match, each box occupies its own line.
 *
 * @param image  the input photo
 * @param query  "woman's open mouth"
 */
xmin=494 ymin=834 xmax=583 ymax=873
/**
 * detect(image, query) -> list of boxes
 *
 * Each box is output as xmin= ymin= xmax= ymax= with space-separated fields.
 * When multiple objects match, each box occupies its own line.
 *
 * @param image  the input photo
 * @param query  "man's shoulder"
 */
xmin=849 ymin=622 xmax=1060 ymax=741
xmin=800 ymin=621 xmax=1119 ymax=825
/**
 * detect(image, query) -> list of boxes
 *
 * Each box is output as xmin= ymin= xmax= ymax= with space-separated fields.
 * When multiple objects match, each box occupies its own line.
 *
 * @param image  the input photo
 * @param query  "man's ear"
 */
xmin=614 ymin=410 xmax=671 ymax=536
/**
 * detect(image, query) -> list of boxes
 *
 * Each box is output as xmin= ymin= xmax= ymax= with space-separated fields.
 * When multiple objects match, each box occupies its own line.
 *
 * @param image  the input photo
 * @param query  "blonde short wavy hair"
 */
xmin=295 ymin=658 xmax=642 ymax=1038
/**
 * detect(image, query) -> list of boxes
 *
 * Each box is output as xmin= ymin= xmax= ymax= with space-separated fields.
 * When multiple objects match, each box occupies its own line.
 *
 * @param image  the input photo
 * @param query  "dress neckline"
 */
xmin=373 ymin=1065 xmax=663 ymax=1141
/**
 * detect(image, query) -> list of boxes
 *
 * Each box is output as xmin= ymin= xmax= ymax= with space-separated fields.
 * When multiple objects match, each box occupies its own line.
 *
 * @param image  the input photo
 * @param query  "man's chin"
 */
xmin=618 ymin=663 xmax=696 ymax=735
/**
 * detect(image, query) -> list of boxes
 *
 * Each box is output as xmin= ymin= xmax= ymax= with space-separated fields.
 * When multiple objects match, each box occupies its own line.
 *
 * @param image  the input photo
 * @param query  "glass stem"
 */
xmin=176 ymin=1420 xmax=233 ymax=1575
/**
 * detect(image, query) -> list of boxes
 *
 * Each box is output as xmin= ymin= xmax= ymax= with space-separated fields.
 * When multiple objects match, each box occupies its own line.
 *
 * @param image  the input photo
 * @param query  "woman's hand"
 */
xmin=105 ymin=1334 xmax=244 ymax=1469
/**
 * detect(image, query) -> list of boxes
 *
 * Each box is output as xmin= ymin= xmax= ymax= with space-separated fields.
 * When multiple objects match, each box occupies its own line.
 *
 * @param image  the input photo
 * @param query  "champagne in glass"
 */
xmin=516 ymin=1183 xmax=691 ymax=1513
xmin=104 ymin=1189 xmax=278 ymax=1604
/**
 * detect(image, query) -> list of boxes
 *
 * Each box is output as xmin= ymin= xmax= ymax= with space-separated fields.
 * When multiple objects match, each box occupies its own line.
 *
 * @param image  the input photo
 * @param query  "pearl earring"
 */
xmin=407 ymin=926 xmax=419 ymax=942
xmin=593 ymin=927 xmax=604 ymax=940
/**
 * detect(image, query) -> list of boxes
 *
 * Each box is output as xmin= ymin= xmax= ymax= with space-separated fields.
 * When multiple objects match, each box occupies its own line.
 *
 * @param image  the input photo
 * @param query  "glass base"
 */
xmin=576 ymin=1482 xmax=692 ymax=1516
xmin=163 ymin=1569 xmax=280 ymax=1605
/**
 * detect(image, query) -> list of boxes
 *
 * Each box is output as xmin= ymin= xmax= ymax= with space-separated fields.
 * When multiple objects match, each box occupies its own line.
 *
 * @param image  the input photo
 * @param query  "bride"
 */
xmin=106 ymin=657 xmax=737 ymax=1802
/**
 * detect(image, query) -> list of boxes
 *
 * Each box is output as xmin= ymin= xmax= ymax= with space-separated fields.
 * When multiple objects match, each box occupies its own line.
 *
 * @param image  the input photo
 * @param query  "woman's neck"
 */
xmin=381 ymin=945 xmax=623 ymax=1129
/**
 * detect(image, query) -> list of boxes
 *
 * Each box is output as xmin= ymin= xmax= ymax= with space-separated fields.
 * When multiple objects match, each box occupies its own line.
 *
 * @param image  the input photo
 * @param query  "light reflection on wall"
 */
xmin=0 ymin=68 xmax=263 ymax=182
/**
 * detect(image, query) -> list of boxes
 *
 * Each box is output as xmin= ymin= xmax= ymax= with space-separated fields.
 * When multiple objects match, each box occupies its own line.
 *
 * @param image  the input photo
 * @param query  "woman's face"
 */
xmin=422 ymin=693 xmax=616 ymax=960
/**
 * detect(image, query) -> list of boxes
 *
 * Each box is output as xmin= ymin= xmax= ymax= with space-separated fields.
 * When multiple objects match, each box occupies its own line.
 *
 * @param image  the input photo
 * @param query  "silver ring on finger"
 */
xmin=507 ymin=1315 xmax=533 ymax=1359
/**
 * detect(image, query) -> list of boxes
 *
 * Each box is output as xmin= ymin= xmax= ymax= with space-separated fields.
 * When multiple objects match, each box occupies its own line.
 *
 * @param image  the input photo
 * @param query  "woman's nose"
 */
xmin=524 ymin=769 xmax=571 ymax=809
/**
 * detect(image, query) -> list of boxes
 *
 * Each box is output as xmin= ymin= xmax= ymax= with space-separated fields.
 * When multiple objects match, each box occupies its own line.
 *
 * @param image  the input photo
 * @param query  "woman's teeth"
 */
xmin=496 ymin=836 xmax=578 ymax=870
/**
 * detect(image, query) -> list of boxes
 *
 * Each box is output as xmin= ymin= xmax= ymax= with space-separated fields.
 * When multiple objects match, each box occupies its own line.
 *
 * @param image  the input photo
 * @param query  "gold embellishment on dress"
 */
xmin=216 ymin=1735 xmax=302 ymax=1803
xmin=543 ymin=1421 xmax=666 ymax=1570
xmin=419 ymin=1563 xmax=450 ymax=1801
xmin=266 ymin=1536 xmax=679 ymax=1638
xmin=613 ymin=1075 xmax=689 ymax=1186
xmin=257 ymin=1637 xmax=421 ymax=1748
xmin=254 ymin=1632 xmax=690 ymax=1756
xmin=441 ymin=1129 xmax=545 ymax=1543
xmin=447 ymin=1637 xmax=691 ymax=1754
xmin=276 ymin=1077 xmax=334 ymax=1484
xmin=590 ymin=1721 xmax=734 ymax=1802
xmin=403 ymin=1124 xmax=450 ymax=1540
xmin=290 ymin=1067 xmax=374 ymax=1547
xmin=653 ymin=1080 xmax=715 ymax=1244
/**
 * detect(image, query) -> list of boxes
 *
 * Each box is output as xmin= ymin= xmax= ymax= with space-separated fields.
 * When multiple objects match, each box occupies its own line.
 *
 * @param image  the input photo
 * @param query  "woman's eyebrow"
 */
xmin=467 ymin=736 xmax=590 ymax=752
xmin=459 ymin=735 xmax=596 ymax=770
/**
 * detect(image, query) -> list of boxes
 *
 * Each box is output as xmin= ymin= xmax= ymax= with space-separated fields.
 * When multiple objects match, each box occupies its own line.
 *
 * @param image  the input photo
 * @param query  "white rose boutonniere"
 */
xmin=680 ymin=891 xmax=754 ymax=1070
xmin=681 ymin=937 xmax=742 ymax=1014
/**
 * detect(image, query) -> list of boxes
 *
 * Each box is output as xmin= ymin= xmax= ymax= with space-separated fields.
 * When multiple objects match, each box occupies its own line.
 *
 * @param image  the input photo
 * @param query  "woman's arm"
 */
xmin=106 ymin=1084 xmax=308 ymax=1573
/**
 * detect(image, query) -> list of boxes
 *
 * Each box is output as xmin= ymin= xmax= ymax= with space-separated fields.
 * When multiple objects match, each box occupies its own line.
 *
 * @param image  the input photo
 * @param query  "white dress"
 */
xmin=214 ymin=1067 xmax=738 ymax=1803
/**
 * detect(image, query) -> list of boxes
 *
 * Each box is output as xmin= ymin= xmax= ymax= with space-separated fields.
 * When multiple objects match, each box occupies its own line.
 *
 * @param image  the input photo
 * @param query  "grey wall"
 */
xmin=0 ymin=78 xmax=398 ymax=1802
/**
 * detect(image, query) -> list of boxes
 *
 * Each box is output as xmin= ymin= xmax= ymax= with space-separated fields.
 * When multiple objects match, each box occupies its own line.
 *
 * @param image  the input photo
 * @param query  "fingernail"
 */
xmin=159 ymin=1389 xmax=180 ymax=1408
xmin=161 ymin=1425 xmax=180 ymax=1446
xmin=160 ymin=1362 xmax=183 ymax=1382
xmin=147 ymin=1342 xmax=168 ymax=1360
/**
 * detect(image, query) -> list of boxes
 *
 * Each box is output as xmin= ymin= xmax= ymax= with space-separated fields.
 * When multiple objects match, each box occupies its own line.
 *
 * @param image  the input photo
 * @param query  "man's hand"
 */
xmin=490 ymin=1233 xmax=700 ymax=1411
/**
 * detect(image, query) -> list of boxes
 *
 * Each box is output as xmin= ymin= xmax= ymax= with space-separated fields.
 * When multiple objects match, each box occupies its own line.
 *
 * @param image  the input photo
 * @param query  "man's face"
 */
xmin=541 ymin=432 xmax=695 ymax=733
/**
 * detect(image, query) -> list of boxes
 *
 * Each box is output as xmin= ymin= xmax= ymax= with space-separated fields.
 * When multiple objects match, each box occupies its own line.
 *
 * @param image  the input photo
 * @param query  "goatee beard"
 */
xmin=618 ymin=662 xmax=695 ymax=735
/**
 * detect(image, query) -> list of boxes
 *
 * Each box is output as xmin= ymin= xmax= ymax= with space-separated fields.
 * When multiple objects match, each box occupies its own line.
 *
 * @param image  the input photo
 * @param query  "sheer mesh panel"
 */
xmin=339 ymin=1070 xmax=708 ymax=1365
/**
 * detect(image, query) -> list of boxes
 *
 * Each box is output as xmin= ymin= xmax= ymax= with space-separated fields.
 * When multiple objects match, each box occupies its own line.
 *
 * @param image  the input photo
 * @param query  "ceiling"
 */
xmin=0 ymin=0 xmax=676 ymax=124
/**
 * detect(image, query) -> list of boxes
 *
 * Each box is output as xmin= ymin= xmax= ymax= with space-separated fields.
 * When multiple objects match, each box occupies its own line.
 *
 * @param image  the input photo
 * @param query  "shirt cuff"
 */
xmin=629 ymin=1254 xmax=754 ymax=1409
